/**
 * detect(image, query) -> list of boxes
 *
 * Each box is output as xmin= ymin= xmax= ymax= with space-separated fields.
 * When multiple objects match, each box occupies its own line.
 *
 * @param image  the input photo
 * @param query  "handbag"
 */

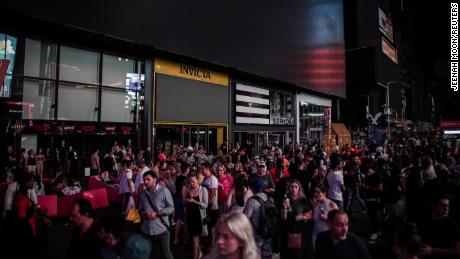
xmin=287 ymin=233 xmax=302 ymax=249
xmin=125 ymin=207 xmax=141 ymax=224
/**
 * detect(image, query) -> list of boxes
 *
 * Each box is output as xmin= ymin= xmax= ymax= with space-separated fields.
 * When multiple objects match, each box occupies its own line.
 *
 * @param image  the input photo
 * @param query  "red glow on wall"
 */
xmin=304 ymin=45 xmax=346 ymax=97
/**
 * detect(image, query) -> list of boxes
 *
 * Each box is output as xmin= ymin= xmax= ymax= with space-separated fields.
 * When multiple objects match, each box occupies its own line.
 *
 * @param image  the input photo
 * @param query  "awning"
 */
xmin=323 ymin=123 xmax=351 ymax=152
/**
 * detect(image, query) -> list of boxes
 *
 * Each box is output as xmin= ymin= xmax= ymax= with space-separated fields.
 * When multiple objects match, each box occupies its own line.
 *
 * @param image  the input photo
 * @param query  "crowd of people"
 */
xmin=1 ymin=131 xmax=460 ymax=259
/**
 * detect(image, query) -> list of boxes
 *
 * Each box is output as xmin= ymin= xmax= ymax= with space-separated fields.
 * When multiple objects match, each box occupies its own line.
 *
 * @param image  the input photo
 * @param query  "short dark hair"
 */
xmin=143 ymin=170 xmax=157 ymax=179
xmin=74 ymin=198 xmax=95 ymax=218
xmin=314 ymin=184 xmax=328 ymax=194
xmin=431 ymin=194 xmax=450 ymax=205
xmin=327 ymin=209 xmax=347 ymax=223
xmin=181 ymin=162 xmax=191 ymax=172
xmin=99 ymin=215 xmax=124 ymax=239
xmin=125 ymin=160 xmax=133 ymax=168
xmin=201 ymin=162 xmax=212 ymax=170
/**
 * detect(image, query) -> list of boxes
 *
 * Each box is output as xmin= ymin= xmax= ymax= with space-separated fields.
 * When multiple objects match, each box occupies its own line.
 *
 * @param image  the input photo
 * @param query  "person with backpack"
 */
xmin=249 ymin=161 xmax=275 ymax=196
xmin=243 ymin=179 xmax=279 ymax=259
xmin=280 ymin=179 xmax=313 ymax=259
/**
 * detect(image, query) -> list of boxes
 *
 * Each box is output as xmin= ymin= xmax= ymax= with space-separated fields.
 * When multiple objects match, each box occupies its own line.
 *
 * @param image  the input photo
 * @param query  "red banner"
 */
xmin=440 ymin=120 xmax=460 ymax=128
xmin=0 ymin=59 xmax=10 ymax=83
xmin=80 ymin=125 xmax=96 ymax=133
xmin=120 ymin=125 xmax=133 ymax=134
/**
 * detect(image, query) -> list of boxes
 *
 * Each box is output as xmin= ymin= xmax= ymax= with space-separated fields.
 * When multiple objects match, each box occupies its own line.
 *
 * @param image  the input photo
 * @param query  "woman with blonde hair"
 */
xmin=203 ymin=212 xmax=260 ymax=259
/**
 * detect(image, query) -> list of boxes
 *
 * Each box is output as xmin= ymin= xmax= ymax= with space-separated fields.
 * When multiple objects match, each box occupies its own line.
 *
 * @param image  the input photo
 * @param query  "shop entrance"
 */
xmin=155 ymin=124 xmax=227 ymax=156
xmin=233 ymin=131 xmax=294 ymax=155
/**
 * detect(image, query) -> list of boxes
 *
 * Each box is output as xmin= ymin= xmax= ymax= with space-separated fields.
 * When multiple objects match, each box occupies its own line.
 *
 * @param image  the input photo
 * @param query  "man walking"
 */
xmin=139 ymin=170 xmax=175 ymax=259
xmin=315 ymin=210 xmax=371 ymax=259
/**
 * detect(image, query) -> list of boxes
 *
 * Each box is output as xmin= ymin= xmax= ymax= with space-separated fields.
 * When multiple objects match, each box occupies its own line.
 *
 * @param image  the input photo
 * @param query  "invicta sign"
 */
xmin=154 ymin=59 xmax=228 ymax=86
xmin=180 ymin=65 xmax=211 ymax=79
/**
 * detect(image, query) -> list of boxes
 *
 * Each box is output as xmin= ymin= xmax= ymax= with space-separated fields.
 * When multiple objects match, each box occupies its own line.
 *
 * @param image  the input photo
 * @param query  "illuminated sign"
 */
xmin=440 ymin=120 xmax=460 ymax=128
xmin=154 ymin=59 xmax=228 ymax=86
xmin=379 ymin=8 xmax=394 ymax=42
xmin=382 ymin=37 xmax=398 ymax=64
xmin=270 ymin=116 xmax=295 ymax=126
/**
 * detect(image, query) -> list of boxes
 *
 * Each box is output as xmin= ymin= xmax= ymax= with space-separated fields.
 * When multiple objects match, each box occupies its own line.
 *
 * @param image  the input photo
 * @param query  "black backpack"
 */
xmin=251 ymin=195 xmax=280 ymax=239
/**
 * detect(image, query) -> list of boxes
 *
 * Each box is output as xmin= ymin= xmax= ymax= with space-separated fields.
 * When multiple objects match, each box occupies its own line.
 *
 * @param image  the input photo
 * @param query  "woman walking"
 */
xmin=185 ymin=174 xmax=208 ymax=259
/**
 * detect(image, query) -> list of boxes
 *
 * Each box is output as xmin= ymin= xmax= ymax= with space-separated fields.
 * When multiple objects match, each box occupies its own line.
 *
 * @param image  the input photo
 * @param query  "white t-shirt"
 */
xmin=202 ymin=175 xmax=218 ymax=210
xmin=135 ymin=166 xmax=150 ymax=191
xmin=327 ymin=170 xmax=344 ymax=201
xmin=119 ymin=169 xmax=134 ymax=194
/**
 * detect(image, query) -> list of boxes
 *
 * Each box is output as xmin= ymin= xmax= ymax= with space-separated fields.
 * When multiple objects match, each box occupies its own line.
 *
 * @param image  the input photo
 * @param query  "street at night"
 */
xmin=0 ymin=1 xmax=459 ymax=259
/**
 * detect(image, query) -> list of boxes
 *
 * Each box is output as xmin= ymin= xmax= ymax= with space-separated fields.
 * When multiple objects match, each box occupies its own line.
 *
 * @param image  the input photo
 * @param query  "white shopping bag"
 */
xmin=125 ymin=195 xmax=135 ymax=213
xmin=84 ymin=167 xmax=90 ymax=177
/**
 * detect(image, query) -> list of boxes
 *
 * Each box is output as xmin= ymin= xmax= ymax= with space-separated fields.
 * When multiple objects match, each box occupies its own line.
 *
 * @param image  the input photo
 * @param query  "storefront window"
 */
xmin=24 ymin=38 xmax=57 ymax=79
xmin=299 ymin=102 xmax=327 ymax=144
xmin=270 ymin=92 xmax=293 ymax=117
xmin=59 ymin=46 xmax=99 ymax=85
xmin=156 ymin=126 xmax=182 ymax=155
xmin=102 ymin=54 xmax=135 ymax=88
xmin=0 ymin=33 xmax=18 ymax=97
xmin=156 ymin=125 xmax=225 ymax=156
xmin=22 ymin=78 xmax=55 ymax=120
xmin=270 ymin=91 xmax=294 ymax=125
xmin=101 ymin=89 xmax=135 ymax=122
xmin=58 ymin=82 xmax=98 ymax=121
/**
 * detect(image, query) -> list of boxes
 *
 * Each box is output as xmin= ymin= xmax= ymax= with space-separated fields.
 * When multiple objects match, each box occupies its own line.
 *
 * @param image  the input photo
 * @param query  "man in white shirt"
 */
xmin=135 ymin=159 xmax=150 ymax=194
xmin=119 ymin=160 xmax=135 ymax=212
xmin=201 ymin=162 xmax=218 ymax=243
xmin=327 ymin=159 xmax=345 ymax=210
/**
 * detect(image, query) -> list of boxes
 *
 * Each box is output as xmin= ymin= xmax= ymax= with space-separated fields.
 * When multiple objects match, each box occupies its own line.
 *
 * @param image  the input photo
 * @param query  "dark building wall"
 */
xmin=2 ymin=0 xmax=347 ymax=98
xmin=343 ymin=0 xmax=434 ymax=130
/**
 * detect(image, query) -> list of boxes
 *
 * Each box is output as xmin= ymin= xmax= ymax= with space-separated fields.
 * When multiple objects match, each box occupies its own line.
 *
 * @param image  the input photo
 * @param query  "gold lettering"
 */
xmin=179 ymin=64 xmax=213 ymax=80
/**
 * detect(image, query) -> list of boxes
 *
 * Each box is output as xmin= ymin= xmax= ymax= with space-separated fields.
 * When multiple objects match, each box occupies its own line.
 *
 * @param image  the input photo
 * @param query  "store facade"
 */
xmin=153 ymin=59 xmax=229 ymax=156
xmin=0 ymin=29 xmax=147 ymax=176
xmin=296 ymin=92 xmax=332 ymax=147
xmin=232 ymin=82 xmax=296 ymax=155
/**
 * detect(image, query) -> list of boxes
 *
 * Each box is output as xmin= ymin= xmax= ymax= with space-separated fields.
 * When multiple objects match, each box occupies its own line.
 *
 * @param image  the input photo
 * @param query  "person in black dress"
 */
xmin=185 ymin=174 xmax=208 ymax=259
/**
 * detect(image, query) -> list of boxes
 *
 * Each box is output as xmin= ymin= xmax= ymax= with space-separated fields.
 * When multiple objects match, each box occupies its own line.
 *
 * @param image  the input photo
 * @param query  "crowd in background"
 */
xmin=1 ymin=131 xmax=460 ymax=259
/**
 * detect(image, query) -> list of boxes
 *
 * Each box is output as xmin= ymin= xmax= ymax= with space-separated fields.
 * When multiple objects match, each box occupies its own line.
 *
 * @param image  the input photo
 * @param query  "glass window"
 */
xmin=57 ymin=82 xmax=98 ymax=121
xmin=155 ymin=126 xmax=182 ymax=156
xmin=22 ymin=78 xmax=55 ymax=120
xmin=24 ymin=38 xmax=57 ymax=79
xmin=270 ymin=91 xmax=293 ymax=118
xmin=1 ymin=33 xmax=18 ymax=97
xmin=299 ymin=101 xmax=327 ymax=143
xmin=102 ymin=54 xmax=135 ymax=88
xmin=101 ymin=89 xmax=135 ymax=122
xmin=59 ymin=46 xmax=99 ymax=85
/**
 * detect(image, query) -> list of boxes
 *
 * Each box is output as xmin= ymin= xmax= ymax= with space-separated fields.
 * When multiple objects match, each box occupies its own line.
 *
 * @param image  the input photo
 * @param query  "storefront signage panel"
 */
xmin=270 ymin=116 xmax=294 ymax=125
xmin=234 ymin=83 xmax=294 ymax=126
xmin=154 ymin=59 xmax=228 ymax=86
xmin=379 ymin=8 xmax=394 ymax=43
xmin=382 ymin=37 xmax=398 ymax=64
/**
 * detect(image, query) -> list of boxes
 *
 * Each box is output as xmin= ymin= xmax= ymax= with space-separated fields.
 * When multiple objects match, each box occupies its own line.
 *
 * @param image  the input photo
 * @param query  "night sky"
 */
xmin=2 ymin=0 xmax=458 ymax=117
